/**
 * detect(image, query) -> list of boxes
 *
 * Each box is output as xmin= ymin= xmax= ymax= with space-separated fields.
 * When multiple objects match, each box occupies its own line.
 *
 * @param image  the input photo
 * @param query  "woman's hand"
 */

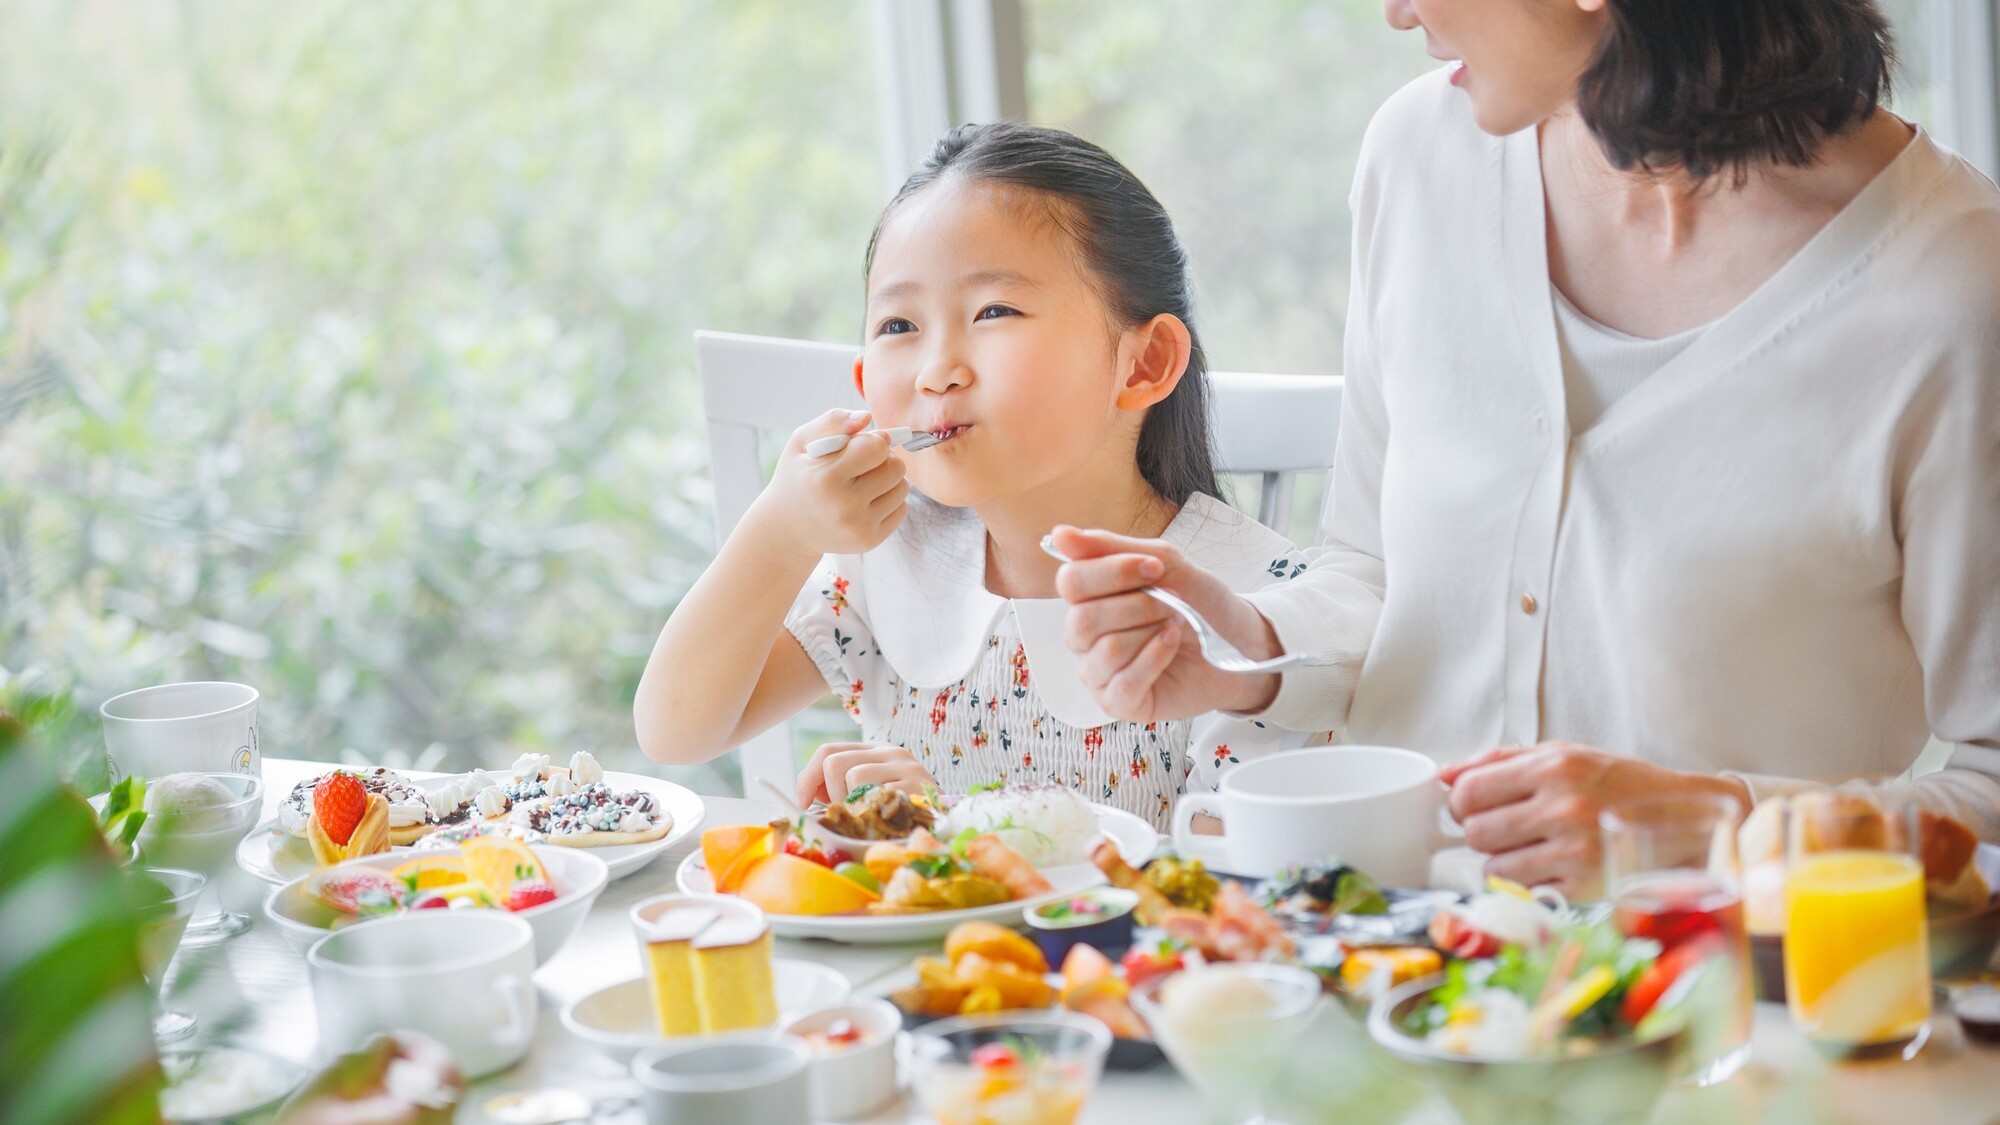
xmin=1050 ymin=525 xmax=1283 ymax=722
xmin=1442 ymin=741 xmax=1753 ymax=898
xmin=752 ymin=409 xmax=910 ymax=559
xmin=795 ymin=741 xmax=937 ymax=807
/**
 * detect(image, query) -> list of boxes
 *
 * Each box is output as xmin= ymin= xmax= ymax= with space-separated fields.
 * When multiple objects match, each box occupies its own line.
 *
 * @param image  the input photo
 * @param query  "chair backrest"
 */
xmin=693 ymin=328 xmax=1343 ymax=791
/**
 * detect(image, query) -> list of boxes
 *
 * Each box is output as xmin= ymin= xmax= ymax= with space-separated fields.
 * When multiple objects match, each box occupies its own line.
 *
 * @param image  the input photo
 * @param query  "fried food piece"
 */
xmin=966 ymin=834 xmax=1052 ymax=899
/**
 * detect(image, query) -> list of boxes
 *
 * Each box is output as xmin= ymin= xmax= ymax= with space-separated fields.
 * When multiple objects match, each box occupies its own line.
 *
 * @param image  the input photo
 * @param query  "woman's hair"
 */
xmin=1577 ymin=0 xmax=1896 ymax=183
xmin=864 ymin=121 xmax=1220 ymax=507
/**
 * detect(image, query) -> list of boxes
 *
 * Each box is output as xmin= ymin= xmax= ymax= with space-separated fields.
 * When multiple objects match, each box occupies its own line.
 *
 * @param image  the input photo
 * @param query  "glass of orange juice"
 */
xmin=1783 ymin=799 xmax=1931 ymax=1056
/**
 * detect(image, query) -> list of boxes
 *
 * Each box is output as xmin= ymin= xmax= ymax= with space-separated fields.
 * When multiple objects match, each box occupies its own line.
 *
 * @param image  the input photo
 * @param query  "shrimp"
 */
xmin=966 ymin=834 xmax=1053 ymax=899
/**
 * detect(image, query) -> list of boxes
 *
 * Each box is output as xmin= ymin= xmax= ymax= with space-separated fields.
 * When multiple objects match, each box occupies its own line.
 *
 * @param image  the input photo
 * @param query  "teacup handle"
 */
xmin=1170 ymin=792 xmax=1232 ymax=870
xmin=490 ymin=974 xmax=534 ymax=1050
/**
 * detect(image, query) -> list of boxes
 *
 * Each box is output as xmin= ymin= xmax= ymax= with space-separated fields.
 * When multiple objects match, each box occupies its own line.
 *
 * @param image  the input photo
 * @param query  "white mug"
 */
xmin=1171 ymin=745 xmax=1445 ymax=884
xmin=633 ymin=1032 xmax=811 ymax=1125
xmin=307 ymin=912 xmax=536 ymax=1079
xmin=100 ymin=681 xmax=261 ymax=782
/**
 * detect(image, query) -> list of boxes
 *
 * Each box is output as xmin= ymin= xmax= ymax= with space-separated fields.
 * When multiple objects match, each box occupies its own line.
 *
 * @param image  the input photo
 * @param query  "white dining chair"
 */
xmin=693 ymin=328 xmax=1343 ymax=793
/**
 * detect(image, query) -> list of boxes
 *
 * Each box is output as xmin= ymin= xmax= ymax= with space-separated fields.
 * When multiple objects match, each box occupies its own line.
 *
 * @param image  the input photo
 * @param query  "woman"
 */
xmin=1054 ymin=0 xmax=2000 ymax=894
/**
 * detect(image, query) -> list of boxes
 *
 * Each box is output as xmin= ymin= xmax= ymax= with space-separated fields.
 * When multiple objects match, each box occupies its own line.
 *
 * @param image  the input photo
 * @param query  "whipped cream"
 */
xmin=545 ymin=772 xmax=575 ymax=798
xmin=476 ymin=785 xmax=511 ymax=819
xmin=386 ymin=799 xmax=428 ymax=828
xmin=568 ymin=750 xmax=603 ymax=786
xmin=510 ymin=752 xmax=552 ymax=782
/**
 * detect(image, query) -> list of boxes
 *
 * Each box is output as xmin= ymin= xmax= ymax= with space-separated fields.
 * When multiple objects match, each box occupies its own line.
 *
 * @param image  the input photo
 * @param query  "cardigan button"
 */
xmin=1520 ymin=593 xmax=1538 ymax=615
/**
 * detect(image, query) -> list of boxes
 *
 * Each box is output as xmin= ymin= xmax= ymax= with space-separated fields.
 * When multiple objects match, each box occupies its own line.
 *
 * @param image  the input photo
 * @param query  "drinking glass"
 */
xmin=136 ymin=772 xmax=265 ymax=945
xmin=1783 ymin=798 xmax=1931 ymax=1057
xmin=1601 ymin=793 xmax=1754 ymax=1085
xmin=1130 ymin=962 xmax=1321 ymax=1125
xmin=133 ymin=867 xmax=206 ymax=1044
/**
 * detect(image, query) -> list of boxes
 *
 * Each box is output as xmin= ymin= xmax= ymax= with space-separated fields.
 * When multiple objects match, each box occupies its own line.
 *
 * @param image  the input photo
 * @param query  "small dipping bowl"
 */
xmin=1024 ymin=887 xmax=1139 ymax=966
xmin=780 ymin=999 xmax=901 ymax=1119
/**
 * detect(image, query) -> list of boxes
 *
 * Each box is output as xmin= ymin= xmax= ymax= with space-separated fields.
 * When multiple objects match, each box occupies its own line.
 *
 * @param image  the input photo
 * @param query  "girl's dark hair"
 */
xmin=1577 ymin=0 xmax=1896 ymax=183
xmin=865 ymin=121 xmax=1219 ymax=507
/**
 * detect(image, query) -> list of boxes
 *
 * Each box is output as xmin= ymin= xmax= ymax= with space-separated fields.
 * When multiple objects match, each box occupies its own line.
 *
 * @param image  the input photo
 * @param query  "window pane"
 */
xmin=0 ymin=1 xmax=880 ymax=793
xmin=1025 ymin=2 xmax=1432 ymax=377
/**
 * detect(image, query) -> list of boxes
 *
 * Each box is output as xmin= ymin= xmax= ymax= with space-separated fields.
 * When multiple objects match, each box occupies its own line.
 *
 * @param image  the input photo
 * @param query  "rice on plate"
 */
xmin=936 ymin=785 xmax=1101 ymax=868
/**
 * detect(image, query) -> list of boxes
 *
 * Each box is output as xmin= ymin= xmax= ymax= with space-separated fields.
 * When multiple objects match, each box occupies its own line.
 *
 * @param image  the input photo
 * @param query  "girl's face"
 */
xmin=1384 ymin=0 xmax=1608 ymax=135
xmin=860 ymin=179 xmax=1174 ymax=509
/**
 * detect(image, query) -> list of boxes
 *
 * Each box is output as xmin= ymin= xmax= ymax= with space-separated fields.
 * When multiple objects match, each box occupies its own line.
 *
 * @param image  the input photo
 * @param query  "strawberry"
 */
xmin=410 ymin=891 xmax=451 ymax=910
xmin=1119 ymin=939 xmax=1185 ymax=988
xmin=503 ymin=879 xmax=558 ymax=912
xmin=313 ymin=772 xmax=367 ymax=846
xmin=313 ymin=870 xmax=406 ymax=916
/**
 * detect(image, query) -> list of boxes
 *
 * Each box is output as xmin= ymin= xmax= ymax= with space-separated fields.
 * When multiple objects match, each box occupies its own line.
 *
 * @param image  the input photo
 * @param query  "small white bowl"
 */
xmin=262 ymin=844 xmax=607 ymax=967
xmin=561 ymin=961 xmax=851 ymax=1064
xmin=781 ymin=999 xmax=902 ymax=1120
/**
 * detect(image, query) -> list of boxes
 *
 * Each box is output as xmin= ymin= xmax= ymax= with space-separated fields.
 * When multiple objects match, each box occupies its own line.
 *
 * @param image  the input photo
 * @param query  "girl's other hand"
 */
xmin=795 ymin=741 xmax=937 ymax=808
xmin=754 ymin=409 xmax=911 ymax=558
xmin=1050 ymin=525 xmax=1283 ymax=722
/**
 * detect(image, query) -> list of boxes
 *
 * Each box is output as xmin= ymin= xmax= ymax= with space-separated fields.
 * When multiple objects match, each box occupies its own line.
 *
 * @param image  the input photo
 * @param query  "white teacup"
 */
xmin=633 ymin=1032 xmax=811 ymax=1125
xmin=1171 ymin=745 xmax=1444 ymax=884
xmin=101 ymin=681 xmax=261 ymax=782
xmin=307 ymin=912 xmax=536 ymax=1079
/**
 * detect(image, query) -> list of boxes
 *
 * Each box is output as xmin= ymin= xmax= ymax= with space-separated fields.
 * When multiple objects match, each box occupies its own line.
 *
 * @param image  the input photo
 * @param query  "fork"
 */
xmin=1040 ymin=536 xmax=1327 ymax=674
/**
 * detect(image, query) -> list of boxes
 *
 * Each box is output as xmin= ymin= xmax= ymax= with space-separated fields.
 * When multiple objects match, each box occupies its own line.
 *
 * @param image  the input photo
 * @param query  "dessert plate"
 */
xmin=237 ymin=768 xmax=703 ymax=884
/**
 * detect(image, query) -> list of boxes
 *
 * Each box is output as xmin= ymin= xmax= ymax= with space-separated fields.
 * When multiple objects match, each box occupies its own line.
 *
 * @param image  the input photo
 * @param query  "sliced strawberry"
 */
xmin=1428 ymin=911 xmax=1503 ymax=960
xmin=1119 ymin=940 xmax=1185 ymax=988
xmin=313 ymin=870 xmax=406 ymax=916
xmin=313 ymin=773 xmax=367 ymax=846
xmin=503 ymin=879 xmax=558 ymax=912
xmin=409 ymin=891 xmax=451 ymax=910
xmin=969 ymin=1043 xmax=1020 ymax=1070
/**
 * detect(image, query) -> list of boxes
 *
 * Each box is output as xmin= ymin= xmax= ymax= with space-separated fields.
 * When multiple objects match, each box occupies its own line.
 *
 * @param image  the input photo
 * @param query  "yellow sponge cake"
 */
xmin=632 ymin=894 xmax=777 ymax=1038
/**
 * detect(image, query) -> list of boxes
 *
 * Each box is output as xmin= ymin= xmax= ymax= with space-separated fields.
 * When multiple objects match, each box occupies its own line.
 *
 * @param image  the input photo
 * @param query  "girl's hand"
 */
xmin=1442 ymin=741 xmax=1753 ymax=898
xmin=753 ymin=410 xmax=911 ymax=558
xmin=1050 ymin=525 xmax=1283 ymax=722
xmin=796 ymin=741 xmax=937 ymax=807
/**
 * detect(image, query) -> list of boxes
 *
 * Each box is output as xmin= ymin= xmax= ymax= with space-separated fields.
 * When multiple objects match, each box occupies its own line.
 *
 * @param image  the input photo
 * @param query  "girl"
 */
xmin=635 ymin=122 xmax=1324 ymax=830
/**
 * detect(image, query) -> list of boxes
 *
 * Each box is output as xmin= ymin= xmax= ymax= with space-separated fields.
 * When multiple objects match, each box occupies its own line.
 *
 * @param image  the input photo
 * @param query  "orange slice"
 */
xmin=733 ymin=852 xmax=880 ymax=915
xmin=390 ymin=854 xmax=468 ymax=891
xmin=461 ymin=837 xmax=546 ymax=899
xmin=701 ymin=825 xmax=776 ymax=895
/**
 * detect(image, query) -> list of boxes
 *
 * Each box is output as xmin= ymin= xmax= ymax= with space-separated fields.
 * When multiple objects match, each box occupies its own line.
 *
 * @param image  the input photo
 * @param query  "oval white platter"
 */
xmin=675 ymin=802 xmax=1158 ymax=944
xmin=236 ymin=768 xmax=704 ymax=884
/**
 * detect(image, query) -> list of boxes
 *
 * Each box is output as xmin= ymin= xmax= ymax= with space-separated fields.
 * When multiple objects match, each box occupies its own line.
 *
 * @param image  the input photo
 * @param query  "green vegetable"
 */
xmin=98 ymin=776 xmax=148 ymax=855
xmin=843 ymin=782 xmax=879 ymax=804
xmin=968 ymin=779 xmax=1005 ymax=795
xmin=905 ymin=853 xmax=962 ymax=880
xmin=834 ymin=861 xmax=879 ymax=892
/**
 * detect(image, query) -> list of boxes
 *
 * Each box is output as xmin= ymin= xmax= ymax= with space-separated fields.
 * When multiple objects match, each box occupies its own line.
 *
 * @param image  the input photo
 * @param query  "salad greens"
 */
xmin=1412 ymin=916 xmax=1680 ymax=1049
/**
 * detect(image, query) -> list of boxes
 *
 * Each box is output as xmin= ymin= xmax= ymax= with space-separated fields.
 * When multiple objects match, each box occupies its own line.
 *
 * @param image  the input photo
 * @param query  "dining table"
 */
xmin=163 ymin=758 xmax=2000 ymax=1124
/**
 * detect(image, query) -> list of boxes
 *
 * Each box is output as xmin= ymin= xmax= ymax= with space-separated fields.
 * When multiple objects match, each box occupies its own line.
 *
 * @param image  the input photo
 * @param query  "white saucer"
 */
xmin=560 ymin=961 xmax=851 ymax=1063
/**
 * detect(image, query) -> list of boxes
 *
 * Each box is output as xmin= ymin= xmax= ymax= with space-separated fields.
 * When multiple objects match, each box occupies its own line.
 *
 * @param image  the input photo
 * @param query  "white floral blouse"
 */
xmin=784 ymin=492 xmax=1332 ymax=832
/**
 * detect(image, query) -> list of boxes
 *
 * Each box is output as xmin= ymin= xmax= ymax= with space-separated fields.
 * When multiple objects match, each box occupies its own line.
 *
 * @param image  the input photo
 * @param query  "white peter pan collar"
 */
xmin=855 ymin=492 xmax=1303 ymax=729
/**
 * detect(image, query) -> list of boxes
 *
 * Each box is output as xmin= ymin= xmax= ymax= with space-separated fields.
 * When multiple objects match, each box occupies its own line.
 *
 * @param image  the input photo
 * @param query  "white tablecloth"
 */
xmin=162 ymin=760 xmax=1999 ymax=1123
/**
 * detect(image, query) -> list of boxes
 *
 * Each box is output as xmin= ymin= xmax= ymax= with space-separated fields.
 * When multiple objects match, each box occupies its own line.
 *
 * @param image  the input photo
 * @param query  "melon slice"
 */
xmin=733 ymin=851 xmax=880 ymax=915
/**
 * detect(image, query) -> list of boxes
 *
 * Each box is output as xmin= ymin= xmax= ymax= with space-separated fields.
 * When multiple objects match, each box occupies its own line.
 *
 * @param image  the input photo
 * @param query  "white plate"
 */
xmin=415 ymin=769 xmax=704 ymax=881
xmin=560 ymin=961 xmax=851 ymax=1064
xmin=235 ymin=768 xmax=704 ymax=885
xmin=235 ymin=820 xmax=322 ymax=886
xmin=677 ymin=801 xmax=1157 ymax=944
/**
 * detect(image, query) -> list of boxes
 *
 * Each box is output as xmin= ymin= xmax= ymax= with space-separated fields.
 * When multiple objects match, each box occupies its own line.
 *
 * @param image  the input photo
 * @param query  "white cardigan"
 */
xmin=1246 ymin=71 xmax=2000 ymax=841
